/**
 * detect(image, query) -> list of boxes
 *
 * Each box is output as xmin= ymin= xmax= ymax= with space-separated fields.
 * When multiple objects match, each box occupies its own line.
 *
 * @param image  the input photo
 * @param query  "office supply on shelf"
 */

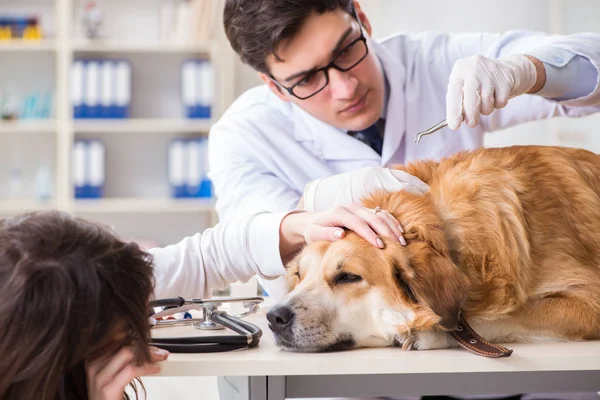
xmin=73 ymin=140 xmax=87 ymax=198
xmin=81 ymin=0 xmax=103 ymax=39
xmin=181 ymin=59 xmax=213 ymax=119
xmin=72 ymin=59 xmax=131 ymax=119
xmin=100 ymin=60 xmax=113 ymax=118
xmin=21 ymin=92 xmax=52 ymax=120
xmin=196 ymin=60 xmax=213 ymax=119
xmin=168 ymin=139 xmax=187 ymax=198
xmin=168 ymin=137 xmax=212 ymax=199
xmin=0 ymin=91 xmax=52 ymax=121
xmin=187 ymin=137 xmax=212 ymax=198
xmin=159 ymin=0 xmax=217 ymax=45
xmin=114 ymin=60 xmax=131 ymax=118
xmin=87 ymin=140 xmax=105 ymax=198
xmin=72 ymin=60 xmax=85 ymax=118
xmin=85 ymin=60 xmax=100 ymax=118
xmin=0 ymin=92 xmax=19 ymax=120
xmin=72 ymin=139 xmax=105 ymax=198
xmin=0 ymin=16 xmax=44 ymax=40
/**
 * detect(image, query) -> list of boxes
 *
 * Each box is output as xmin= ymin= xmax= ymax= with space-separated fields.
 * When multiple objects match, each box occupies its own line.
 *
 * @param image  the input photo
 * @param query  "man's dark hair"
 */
xmin=0 ymin=210 xmax=155 ymax=400
xmin=224 ymin=0 xmax=355 ymax=74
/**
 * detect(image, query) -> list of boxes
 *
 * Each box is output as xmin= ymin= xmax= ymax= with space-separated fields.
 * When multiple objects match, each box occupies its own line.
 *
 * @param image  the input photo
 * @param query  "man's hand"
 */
xmin=446 ymin=54 xmax=546 ymax=130
xmin=86 ymin=346 xmax=169 ymax=400
xmin=279 ymin=204 xmax=405 ymax=262
xmin=302 ymin=204 xmax=405 ymax=248
xmin=279 ymin=167 xmax=430 ymax=260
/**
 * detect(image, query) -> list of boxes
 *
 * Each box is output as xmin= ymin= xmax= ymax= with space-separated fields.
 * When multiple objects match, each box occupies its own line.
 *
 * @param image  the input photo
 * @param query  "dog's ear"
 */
xmin=362 ymin=190 xmax=469 ymax=330
xmin=403 ymin=240 xmax=469 ymax=331
xmin=399 ymin=197 xmax=469 ymax=331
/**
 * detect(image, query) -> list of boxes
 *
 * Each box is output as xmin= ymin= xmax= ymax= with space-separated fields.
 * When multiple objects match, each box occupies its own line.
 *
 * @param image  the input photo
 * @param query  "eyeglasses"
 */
xmin=270 ymin=18 xmax=369 ymax=100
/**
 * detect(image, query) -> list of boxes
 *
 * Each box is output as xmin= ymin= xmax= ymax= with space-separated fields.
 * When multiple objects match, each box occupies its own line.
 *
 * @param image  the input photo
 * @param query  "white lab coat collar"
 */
xmin=373 ymin=39 xmax=407 ymax=165
xmin=380 ymin=59 xmax=390 ymax=120
xmin=291 ymin=94 xmax=381 ymax=162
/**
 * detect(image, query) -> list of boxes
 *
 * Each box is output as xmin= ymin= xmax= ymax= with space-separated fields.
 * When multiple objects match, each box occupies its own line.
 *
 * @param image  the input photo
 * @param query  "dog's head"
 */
xmin=266 ymin=190 xmax=470 ymax=352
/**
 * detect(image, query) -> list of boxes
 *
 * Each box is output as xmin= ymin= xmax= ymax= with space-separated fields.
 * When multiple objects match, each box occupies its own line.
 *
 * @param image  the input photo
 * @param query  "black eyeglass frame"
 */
xmin=269 ymin=9 xmax=369 ymax=100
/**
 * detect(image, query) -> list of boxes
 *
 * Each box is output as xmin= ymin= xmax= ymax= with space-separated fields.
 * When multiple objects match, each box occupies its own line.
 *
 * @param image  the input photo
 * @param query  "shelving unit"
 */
xmin=71 ymin=40 xmax=214 ymax=54
xmin=73 ymin=118 xmax=213 ymax=134
xmin=71 ymin=197 xmax=216 ymax=214
xmin=0 ymin=120 xmax=57 ymax=134
xmin=0 ymin=199 xmax=59 ymax=213
xmin=0 ymin=39 xmax=57 ymax=52
xmin=0 ymin=0 xmax=235 ymax=246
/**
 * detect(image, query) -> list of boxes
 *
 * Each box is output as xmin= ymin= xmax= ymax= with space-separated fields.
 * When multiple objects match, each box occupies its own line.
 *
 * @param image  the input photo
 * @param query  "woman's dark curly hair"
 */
xmin=0 ymin=210 xmax=156 ymax=400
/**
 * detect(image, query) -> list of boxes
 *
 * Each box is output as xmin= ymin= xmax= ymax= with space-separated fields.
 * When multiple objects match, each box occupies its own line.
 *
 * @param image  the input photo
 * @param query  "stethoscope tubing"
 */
xmin=149 ymin=310 xmax=263 ymax=353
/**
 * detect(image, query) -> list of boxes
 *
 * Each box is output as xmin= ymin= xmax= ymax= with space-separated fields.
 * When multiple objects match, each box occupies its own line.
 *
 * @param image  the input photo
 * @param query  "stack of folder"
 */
xmin=168 ymin=137 xmax=212 ymax=199
xmin=73 ymin=139 xmax=105 ymax=199
xmin=181 ymin=59 xmax=213 ymax=119
xmin=71 ymin=59 xmax=132 ymax=119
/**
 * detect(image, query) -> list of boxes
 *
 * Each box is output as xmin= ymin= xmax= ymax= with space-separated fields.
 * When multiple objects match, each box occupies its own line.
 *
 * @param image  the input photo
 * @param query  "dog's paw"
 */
xmin=411 ymin=331 xmax=458 ymax=350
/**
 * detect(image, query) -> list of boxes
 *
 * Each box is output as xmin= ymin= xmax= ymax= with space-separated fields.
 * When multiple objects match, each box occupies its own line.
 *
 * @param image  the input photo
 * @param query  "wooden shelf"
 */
xmin=0 ymin=199 xmax=60 ymax=214
xmin=73 ymin=119 xmax=212 ymax=134
xmin=0 ymin=39 xmax=57 ymax=52
xmin=0 ymin=120 xmax=56 ymax=134
xmin=71 ymin=40 xmax=213 ymax=54
xmin=71 ymin=198 xmax=216 ymax=214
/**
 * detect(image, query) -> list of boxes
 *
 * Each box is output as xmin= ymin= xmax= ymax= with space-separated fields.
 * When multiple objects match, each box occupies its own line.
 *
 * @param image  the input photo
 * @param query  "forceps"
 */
xmin=414 ymin=120 xmax=448 ymax=144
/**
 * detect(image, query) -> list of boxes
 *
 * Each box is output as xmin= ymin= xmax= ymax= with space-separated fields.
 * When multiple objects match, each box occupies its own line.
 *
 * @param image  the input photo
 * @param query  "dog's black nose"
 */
xmin=266 ymin=305 xmax=294 ymax=332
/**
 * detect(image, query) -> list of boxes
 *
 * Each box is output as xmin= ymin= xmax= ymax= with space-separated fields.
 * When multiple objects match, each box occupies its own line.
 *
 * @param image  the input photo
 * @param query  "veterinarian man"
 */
xmin=208 ymin=0 xmax=600 ymax=300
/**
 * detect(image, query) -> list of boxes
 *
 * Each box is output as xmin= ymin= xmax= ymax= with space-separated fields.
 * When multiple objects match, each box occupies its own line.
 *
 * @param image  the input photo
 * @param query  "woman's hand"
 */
xmin=86 ymin=346 xmax=169 ymax=400
xmin=279 ymin=204 xmax=405 ymax=261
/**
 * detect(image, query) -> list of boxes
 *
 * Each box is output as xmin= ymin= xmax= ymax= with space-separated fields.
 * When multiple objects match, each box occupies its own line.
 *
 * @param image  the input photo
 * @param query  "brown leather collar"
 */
xmin=450 ymin=315 xmax=513 ymax=358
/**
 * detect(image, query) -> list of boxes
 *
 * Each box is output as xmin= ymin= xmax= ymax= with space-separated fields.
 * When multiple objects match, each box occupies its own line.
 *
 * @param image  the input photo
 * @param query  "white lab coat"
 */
xmin=149 ymin=210 xmax=293 ymax=299
xmin=151 ymin=30 xmax=600 ymax=302
xmin=206 ymin=30 xmax=600 ymax=300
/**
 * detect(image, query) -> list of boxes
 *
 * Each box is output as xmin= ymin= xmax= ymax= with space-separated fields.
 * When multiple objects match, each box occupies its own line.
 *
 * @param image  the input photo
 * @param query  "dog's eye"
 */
xmin=333 ymin=272 xmax=363 ymax=285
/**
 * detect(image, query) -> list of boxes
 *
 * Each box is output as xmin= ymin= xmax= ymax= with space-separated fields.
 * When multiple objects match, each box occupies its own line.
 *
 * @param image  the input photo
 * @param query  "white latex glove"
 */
xmin=446 ymin=54 xmax=538 ymax=130
xmin=301 ymin=166 xmax=429 ymax=213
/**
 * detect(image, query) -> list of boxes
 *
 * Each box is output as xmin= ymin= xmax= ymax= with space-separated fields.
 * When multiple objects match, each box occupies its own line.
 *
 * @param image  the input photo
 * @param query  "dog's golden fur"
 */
xmin=273 ymin=145 xmax=600 ymax=352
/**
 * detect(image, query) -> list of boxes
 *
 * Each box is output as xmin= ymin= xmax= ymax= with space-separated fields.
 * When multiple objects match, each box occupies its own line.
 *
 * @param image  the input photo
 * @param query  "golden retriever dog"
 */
xmin=266 ymin=145 xmax=600 ymax=353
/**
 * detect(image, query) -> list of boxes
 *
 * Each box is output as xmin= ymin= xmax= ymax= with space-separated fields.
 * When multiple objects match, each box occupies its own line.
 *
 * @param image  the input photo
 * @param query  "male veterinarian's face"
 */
xmin=260 ymin=3 xmax=385 ymax=133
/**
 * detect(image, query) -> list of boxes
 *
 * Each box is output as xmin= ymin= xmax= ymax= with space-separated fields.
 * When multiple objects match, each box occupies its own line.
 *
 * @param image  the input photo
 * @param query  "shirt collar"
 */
xmin=343 ymin=55 xmax=390 ymax=135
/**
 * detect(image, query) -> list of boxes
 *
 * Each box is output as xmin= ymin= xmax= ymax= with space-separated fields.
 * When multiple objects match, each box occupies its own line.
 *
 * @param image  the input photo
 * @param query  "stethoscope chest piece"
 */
xmin=195 ymin=319 xmax=224 ymax=330
xmin=148 ymin=296 xmax=264 ymax=353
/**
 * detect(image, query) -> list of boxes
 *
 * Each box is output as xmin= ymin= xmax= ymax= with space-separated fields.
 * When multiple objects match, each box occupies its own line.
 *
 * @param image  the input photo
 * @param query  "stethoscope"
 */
xmin=148 ymin=296 xmax=264 ymax=353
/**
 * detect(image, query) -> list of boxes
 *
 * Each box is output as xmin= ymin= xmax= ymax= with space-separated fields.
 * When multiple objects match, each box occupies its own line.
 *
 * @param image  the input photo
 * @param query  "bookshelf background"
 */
xmin=0 ymin=0 xmax=234 ymax=249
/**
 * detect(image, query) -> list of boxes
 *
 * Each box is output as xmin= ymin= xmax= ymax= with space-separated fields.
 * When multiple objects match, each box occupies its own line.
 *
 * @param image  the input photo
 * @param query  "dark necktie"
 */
xmin=348 ymin=119 xmax=385 ymax=156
